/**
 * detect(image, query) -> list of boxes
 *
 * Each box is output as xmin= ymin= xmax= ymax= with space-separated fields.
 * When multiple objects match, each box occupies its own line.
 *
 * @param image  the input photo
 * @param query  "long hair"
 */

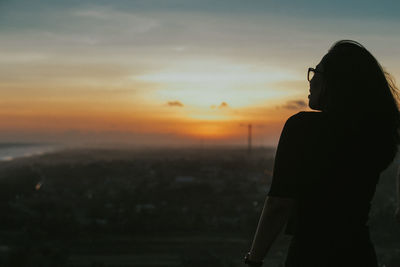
xmin=321 ymin=40 xmax=400 ymax=168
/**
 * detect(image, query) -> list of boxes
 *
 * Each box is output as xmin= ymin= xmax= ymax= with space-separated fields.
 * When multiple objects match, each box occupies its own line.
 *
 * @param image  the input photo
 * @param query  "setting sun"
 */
xmin=1 ymin=1 xmax=399 ymax=147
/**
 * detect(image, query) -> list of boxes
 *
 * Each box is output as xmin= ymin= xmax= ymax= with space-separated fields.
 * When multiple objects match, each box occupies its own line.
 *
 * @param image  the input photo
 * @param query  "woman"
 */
xmin=245 ymin=40 xmax=400 ymax=267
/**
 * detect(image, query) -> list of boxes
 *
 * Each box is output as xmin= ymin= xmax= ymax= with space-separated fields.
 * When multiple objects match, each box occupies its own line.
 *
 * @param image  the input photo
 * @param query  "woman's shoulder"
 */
xmin=281 ymin=112 xmax=326 ymax=139
xmin=278 ymin=112 xmax=324 ymax=150
xmin=286 ymin=111 xmax=324 ymax=126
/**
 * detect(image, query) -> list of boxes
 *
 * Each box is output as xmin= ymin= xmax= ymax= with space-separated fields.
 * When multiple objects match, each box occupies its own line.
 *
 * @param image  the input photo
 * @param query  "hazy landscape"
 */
xmin=0 ymin=145 xmax=399 ymax=267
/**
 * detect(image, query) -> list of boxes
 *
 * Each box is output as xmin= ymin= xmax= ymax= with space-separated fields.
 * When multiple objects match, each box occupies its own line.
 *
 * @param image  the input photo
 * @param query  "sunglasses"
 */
xmin=307 ymin=67 xmax=324 ymax=82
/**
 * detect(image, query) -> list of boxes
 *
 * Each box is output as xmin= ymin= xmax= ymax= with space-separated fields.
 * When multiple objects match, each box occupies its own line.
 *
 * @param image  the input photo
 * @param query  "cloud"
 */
xmin=280 ymin=100 xmax=307 ymax=110
xmin=210 ymin=102 xmax=229 ymax=109
xmin=219 ymin=102 xmax=229 ymax=108
xmin=72 ymin=7 xmax=159 ymax=34
xmin=167 ymin=101 xmax=184 ymax=107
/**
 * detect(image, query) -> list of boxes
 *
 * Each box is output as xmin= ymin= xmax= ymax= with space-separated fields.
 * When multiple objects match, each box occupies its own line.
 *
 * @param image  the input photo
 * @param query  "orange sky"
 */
xmin=1 ymin=1 xmax=400 ymax=147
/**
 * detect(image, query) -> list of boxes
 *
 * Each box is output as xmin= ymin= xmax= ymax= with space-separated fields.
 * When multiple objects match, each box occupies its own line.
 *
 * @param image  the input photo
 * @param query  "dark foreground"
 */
xmin=0 ymin=146 xmax=399 ymax=267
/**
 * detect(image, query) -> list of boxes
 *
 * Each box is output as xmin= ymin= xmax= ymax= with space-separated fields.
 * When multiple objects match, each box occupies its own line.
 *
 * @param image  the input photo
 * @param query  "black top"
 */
xmin=267 ymin=111 xmax=383 ymax=242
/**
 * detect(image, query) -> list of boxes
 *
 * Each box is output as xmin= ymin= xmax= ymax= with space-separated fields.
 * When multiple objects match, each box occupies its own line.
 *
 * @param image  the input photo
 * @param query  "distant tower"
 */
xmin=248 ymin=124 xmax=252 ymax=153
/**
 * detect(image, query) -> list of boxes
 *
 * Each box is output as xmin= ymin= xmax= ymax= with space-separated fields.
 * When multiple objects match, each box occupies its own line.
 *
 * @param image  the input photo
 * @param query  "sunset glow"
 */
xmin=1 ymin=1 xmax=400 ymax=146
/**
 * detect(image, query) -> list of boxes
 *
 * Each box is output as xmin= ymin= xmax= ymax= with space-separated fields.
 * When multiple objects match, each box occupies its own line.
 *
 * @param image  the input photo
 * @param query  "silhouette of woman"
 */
xmin=245 ymin=40 xmax=400 ymax=267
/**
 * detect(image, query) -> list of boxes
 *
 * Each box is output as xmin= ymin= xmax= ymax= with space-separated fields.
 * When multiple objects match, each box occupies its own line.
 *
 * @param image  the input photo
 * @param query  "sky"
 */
xmin=1 ymin=0 xmax=400 ymax=147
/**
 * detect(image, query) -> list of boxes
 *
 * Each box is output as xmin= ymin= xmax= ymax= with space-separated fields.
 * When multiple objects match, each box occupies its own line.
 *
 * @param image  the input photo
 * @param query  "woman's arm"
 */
xmin=246 ymin=114 xmax=302 ymax=263
xmin=247 ymin=196 xmax=296 ymax=262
